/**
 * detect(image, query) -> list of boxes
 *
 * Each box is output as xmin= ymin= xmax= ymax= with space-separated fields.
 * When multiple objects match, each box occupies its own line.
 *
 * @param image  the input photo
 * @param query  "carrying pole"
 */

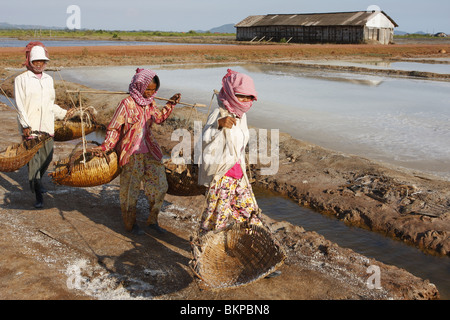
xmin=65 ymin=90 xmax=207 ymax=108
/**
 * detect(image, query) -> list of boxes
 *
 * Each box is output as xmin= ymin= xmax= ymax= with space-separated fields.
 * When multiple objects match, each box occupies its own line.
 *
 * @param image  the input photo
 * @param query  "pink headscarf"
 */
xmin=128 ymin=68 xmax=159 ymax=106
xmin=23 ymin=41 xmax=49 ymax=74
xmin=218 ymin=69 xmax=257 ymax=118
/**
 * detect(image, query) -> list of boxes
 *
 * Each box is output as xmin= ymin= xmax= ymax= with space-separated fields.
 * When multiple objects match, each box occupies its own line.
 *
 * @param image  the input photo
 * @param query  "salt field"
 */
xmin=59 ymin=62 xmax=450 ymax=181
xmin=2 ymin=55 xmax=449 ymax=299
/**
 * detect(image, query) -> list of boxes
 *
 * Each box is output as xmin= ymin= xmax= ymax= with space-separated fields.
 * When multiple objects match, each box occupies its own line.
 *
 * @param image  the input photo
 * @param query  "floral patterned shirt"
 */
xmin=101 ymin=96 xmax=174 ymax=166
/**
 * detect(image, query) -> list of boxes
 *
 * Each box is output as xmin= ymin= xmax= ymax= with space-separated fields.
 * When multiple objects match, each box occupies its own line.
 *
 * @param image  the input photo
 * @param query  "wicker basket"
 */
xmin=54 ymin=106 xmax=103 ymax=141
xmin=50 ymin=142 xmax=120 ymax=187
xmin=164 ymin=158 xmax=206 ymax=196
xmin=54 ymin=120 xmax=101 ymax=142
xmin=0 ymin=134 xmax=51 ymax=172
xmin=189 ymin=222 xmax=286 ymax=290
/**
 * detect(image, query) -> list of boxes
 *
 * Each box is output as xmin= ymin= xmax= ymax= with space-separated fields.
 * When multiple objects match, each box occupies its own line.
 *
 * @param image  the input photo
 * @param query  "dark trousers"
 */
xmin=28 ymin=138 xmax=54 ymax=202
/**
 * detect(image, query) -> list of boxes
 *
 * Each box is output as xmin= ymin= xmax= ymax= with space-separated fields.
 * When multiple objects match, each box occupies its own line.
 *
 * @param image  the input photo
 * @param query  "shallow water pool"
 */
xmin=254 ymin=188 xmax=450 ymax=299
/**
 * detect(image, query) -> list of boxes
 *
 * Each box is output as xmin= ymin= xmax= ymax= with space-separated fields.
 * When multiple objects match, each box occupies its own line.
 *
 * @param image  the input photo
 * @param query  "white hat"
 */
xmin=30 ymin=46 xmax=49 ymax=62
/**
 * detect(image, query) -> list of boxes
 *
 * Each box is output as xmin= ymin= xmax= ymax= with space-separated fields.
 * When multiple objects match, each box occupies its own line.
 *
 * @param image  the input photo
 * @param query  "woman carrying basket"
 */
xmin=14 ymin=42 xmax=73 ymax=209
xmin=94 ymin=68 xmax=180 ymax=235
xmin=198 ymin=69 xmax=262 ymax=233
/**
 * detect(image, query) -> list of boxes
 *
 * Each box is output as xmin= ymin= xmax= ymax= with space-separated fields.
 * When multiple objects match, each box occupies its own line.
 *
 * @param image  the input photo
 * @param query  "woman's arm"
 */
xmin=52 ymin=104 xmax=68 ymax=121
xmin=202 ymin=108 xmax=223 ymax=144
xmin=100 ymin=100 xmax=127 ymax=151
xmin=152 ymin=93 xmax=181 ymax=124
xmin=14 ymin=76 xmax=31 ymax=131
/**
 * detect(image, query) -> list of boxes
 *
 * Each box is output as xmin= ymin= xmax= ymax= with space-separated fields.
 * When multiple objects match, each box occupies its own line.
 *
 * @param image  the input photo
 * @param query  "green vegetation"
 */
xmin=394 ymin=33 xmax=443 ymax=39
xmin=0 ymin=28 xmax=235 ymax=41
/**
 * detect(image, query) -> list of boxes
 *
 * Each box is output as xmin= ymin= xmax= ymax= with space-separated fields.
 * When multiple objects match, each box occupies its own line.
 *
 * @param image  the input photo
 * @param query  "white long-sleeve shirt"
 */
xmin=198 ymin=105 xmax=250 ymax=187
xmin=14 ymin=70 xmax=67 ymax=135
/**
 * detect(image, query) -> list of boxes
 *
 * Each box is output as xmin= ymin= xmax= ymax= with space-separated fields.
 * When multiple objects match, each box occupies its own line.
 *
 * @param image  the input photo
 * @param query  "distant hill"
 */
xmin=395 ymin=30 xmax=429 ymax=35
xmin=208 ymin=23 xmax=236 ymax=34
xmin=0 ymin=22 xmax=64 ymax=30
xmin=394 ymin=30 xmax=409 ymax=35
xmin=395 ymin=30 xmax=448 ymax=36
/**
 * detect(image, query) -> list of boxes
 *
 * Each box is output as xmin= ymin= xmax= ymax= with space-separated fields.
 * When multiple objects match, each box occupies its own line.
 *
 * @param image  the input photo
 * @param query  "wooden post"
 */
xmin=78 ymin=91 xmax=87 ymax=164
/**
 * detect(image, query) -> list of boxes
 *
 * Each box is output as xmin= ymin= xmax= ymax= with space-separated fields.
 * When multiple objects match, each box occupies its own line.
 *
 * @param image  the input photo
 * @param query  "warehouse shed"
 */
xmin=235 ymin=11 xmax=398 ymax=44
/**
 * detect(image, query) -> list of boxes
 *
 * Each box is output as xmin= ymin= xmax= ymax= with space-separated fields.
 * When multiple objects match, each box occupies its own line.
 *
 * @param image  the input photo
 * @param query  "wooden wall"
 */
xmin=364 ymin=27 xmax=394 ymax=44
xmin=237 ymin=25 xmax=394 ymax=44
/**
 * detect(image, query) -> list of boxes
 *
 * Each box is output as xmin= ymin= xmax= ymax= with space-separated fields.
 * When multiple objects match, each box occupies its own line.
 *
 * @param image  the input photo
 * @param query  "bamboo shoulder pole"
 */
xmin=65 ymin=90 xmax=207 ymax=108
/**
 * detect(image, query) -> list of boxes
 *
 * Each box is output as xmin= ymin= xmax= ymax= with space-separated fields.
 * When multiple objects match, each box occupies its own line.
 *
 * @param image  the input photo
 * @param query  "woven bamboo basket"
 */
xmin=54 ymin=120 xmax=102 ymax=142
xmin=54 ymin=106 xmax=103 ymax=141
xmin=189 ymin=222 xmax=286 ymax=290
xmin=0 ymin=134 xmax=51 ymax=172
xmin=50 ymin=142 xmax=120 ymax=187
xmin=164 ymin=158 xmax=206 ymax=196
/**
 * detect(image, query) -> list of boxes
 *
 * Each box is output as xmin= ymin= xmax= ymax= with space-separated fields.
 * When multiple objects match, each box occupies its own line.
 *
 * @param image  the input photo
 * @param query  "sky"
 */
xmin=1 ymin=0 xmax=449 ymax=34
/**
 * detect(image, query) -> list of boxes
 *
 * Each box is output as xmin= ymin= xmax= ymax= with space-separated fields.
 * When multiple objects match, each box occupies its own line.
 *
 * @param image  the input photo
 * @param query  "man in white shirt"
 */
xmin=14 ymin=43 xmax=68 ymax=208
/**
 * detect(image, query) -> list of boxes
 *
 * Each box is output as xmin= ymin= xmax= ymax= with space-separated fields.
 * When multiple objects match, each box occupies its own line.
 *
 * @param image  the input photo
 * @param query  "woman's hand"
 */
xmin=167 ymin=93 xmax=181 ymax=106
xmin=64 ymin=108 xmax=76 ymax=120
xmin=22 ymin=127 xmax=31 ymax=139
xmin=218 ymin=116 xmax=236 ymax=129
xmin=90 ymin=146 xmax=105 ymax=157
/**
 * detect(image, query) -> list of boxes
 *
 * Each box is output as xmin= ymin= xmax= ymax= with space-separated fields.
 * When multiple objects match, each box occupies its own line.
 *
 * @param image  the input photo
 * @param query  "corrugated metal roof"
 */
xmin=235 ymin=15 xmax=265 ymax=27
xmin=235 ymin=11 xmax=398 ymax=28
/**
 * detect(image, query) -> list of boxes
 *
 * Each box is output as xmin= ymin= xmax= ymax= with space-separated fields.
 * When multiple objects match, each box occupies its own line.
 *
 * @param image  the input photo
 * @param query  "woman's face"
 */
xmin=31 ymin=60 xmax=47 ymax=69
xmin=235 ymin=94 xmax=254 ymax=102
xmin=143 ymin=81 xmax=157 ymax=99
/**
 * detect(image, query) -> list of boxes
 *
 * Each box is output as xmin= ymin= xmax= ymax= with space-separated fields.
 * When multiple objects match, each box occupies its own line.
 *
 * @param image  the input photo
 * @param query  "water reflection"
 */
xmin=241 ymin=63 xmax=385 ymax=86
xmin=286 ymin=59 xmax=450 ymax=74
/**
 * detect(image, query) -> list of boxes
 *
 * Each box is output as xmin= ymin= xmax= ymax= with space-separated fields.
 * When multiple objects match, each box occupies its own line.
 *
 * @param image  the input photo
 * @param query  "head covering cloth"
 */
xmin=23 ymin=41 xmax=49 ymax=74
xmin=218 ymin=69 xmax=257 ymax=118
xmin=128 ymin=68 xmax=159 ymax=106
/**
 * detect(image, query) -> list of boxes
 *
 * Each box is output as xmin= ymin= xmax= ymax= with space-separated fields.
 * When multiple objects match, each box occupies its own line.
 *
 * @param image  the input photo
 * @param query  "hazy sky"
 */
xmin=1 ymin=0 xmax=449 ymax=33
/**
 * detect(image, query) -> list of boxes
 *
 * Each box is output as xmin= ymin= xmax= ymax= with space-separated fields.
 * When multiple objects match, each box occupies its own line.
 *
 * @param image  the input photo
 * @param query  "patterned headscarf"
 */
xmin=218 ymin=69 xmax=257 ymax=118
xmin=23 ymin=41 xmax=49 ymax=74
xmin=128 ymin=68 xmax=159 ymax=106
